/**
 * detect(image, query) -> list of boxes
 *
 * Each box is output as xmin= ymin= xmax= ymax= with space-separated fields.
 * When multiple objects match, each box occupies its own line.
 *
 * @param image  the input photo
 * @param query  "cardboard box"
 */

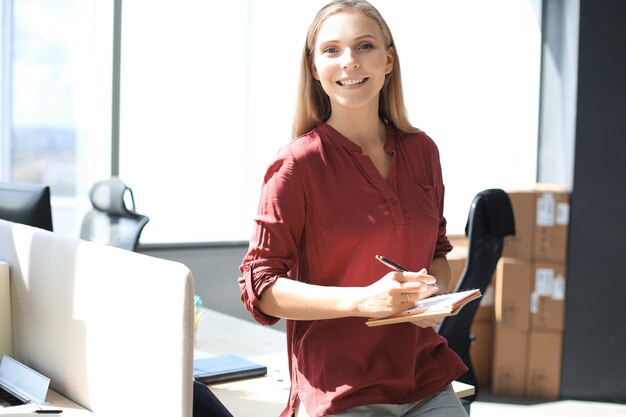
xmin=448 ymin=245 xmax=467 ymax=291
xmin=525 ymin=331 xmax=563 ymax=399
xmin=495 ymin=258 xmax=532 ymax=331
xmin=474 ymin=277 xmax=495 ymax=322
xmin=470 ymin=321 xmax=494 ymax=388
xmin=533 ymin=189 xmax=570 ymax=262
xmin=503 ymin=191 xmax=535 ymax=260
xmin=530 ymin=262 xmax=566 ymax=331
xmin=492 ymin=328 xmax=528 ymax=397
xmin=446 ymin=245 xmax=494 ymax=322
xmin=503 ymin=186 xmax=570 ymax=263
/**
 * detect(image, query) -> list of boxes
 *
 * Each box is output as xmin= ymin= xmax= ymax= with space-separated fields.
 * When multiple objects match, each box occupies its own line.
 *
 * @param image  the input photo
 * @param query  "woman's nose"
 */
xmin=341 ymin=48 xmax=359 ymax=69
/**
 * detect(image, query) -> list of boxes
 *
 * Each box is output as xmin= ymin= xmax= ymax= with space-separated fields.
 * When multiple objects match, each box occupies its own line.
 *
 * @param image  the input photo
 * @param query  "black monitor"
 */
xmin=0 ymin=182 xmax=53 ymax=231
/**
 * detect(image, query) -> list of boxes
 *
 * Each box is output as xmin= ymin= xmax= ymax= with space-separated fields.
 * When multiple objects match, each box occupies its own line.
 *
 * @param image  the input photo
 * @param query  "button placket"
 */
xmin=350 ymin=146 xmax=407 ymax=239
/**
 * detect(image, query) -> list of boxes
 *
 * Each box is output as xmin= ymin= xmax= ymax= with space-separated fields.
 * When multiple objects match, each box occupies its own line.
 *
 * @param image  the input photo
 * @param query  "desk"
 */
xmin=0 ymin=390 xmax=90 ymax=415
xmin=195 ymin=308 xmax=474 ymax=416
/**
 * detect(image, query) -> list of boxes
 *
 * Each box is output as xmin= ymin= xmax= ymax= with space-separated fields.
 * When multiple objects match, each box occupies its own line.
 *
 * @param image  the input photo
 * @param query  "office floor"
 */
xmin=470 ymin=391 xmax=626 ymax=417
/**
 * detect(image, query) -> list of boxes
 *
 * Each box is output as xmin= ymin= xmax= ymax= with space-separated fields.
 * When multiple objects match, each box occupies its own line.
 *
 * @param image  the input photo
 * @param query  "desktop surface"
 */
xmin=195 ymin=308 xmax=474 ymax=417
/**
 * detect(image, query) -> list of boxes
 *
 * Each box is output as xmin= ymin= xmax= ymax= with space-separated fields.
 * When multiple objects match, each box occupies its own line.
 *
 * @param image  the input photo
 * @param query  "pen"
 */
xmin=375 ymin=255 xmax=438 ymax=289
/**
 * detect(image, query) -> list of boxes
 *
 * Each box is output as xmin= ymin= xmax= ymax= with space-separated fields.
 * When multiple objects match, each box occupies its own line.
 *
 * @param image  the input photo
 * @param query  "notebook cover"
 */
xmin=193 ymin=354 xmax=267 ymax=384
xmin=365 ymin=289 xmax=482 ymax=327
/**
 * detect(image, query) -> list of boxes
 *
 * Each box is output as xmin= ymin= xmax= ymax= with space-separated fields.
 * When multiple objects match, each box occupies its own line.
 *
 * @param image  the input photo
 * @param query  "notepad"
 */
xmin=193 ymin=354 xmax=267 ymax=384
xmin=365 ymin=289 xmax=482 ymax=327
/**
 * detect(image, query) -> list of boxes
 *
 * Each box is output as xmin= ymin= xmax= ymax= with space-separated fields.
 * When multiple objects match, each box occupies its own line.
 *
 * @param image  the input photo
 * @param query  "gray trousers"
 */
xmin=297 ymin=385 xmax=469 ymax=417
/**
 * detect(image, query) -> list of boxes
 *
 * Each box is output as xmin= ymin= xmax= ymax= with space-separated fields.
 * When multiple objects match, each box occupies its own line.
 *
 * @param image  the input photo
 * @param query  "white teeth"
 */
xmin=339 ymin=78 xmax=365 ymax=86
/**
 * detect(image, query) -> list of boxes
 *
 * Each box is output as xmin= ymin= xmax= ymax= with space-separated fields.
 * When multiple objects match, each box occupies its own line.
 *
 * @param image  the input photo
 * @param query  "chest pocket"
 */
xmin=413 ymin=181 xmax=440 ymax=223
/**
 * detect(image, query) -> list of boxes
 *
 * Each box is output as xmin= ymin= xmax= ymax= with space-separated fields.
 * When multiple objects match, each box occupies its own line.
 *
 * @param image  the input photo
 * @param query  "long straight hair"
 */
xmin=291 ymin=0 xmax=419 ymax=139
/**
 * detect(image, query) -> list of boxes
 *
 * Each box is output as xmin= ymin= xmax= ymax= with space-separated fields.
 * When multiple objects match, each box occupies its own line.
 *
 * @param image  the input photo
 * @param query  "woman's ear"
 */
xmin=311 ymin=63 xmax=320 ymax=80
xmin=385 ymin=46 xmax=395 ymax=75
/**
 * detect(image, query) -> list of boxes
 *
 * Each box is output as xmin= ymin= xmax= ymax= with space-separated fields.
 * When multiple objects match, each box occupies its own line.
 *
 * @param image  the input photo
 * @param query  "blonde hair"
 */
xmin=291 ymin=0 xmax=419 ymax=139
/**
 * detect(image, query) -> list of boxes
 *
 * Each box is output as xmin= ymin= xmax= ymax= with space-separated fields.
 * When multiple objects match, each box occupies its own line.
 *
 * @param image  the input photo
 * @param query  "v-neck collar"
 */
xmin=317 ymin=122 xmax=399 ymax=191
xmin=317 ymin=122 xmax=397 ymax=155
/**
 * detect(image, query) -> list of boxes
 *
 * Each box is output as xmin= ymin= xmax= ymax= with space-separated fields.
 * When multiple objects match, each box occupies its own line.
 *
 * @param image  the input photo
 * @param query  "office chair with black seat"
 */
xmin=438 ymin=188 xmax=515 ymax=409
xmin=80 ymin=177 xmax=150 ymax=252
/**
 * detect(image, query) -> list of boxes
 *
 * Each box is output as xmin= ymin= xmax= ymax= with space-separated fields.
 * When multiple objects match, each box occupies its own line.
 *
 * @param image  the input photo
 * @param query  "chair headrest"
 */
xmin=466 ymin=188 xmax=516 ymax=237
xmin=89 ymin=177 xmax=136 ymax=216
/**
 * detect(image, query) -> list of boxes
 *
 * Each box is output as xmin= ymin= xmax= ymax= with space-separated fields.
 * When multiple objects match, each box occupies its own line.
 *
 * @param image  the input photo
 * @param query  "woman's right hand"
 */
xmin=355 ymin=269 xmax=438 ymax=318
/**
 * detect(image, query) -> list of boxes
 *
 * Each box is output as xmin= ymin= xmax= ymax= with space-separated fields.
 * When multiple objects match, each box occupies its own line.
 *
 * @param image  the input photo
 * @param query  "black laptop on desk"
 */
xmin=193 ymin=353 xmax=267 ymax=385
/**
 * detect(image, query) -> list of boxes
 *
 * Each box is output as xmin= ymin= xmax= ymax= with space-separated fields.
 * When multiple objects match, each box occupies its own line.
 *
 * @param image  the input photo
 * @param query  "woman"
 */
xmin=239 ymin=1 xmax=468 ymax=416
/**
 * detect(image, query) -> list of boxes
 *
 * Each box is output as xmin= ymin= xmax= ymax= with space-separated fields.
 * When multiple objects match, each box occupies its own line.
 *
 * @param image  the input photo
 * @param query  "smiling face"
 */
xmin=311 ymin=11 xmax=394 ymax=116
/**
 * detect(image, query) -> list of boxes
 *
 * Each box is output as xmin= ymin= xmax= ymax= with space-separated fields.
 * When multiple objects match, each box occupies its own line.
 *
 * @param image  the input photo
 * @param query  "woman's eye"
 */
xmin=323 ymin=47 xmax=338 ymax=54
xmin=358 ymin=43 xmax=373 ymax=51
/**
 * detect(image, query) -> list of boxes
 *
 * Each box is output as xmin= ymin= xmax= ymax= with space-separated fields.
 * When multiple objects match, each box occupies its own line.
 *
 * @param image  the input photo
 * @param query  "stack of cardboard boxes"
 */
xmin=447 ymin=185 xmax=569 ymax=398
xmin=491 ymin=186 xmax=570 ymax=399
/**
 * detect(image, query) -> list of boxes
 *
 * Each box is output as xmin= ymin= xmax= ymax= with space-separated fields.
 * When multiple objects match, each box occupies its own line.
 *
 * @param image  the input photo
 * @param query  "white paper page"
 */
xmin=404 ymin=289 xmax=479 ymax=314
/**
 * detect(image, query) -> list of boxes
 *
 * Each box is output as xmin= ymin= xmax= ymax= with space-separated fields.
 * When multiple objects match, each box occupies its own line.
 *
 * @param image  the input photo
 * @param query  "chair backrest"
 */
xmin=438 ymin=188 xmax=515 ymax=399
xmin=80 ymin=177 xmax=149 ymax=251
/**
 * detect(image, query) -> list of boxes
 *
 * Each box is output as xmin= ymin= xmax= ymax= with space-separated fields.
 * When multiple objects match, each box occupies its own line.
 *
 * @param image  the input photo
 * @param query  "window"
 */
xmin=119 ymin=0 xmax=542 ymax=243
xmin=2 ymin=0 xmax=543 ymax=243
xmin=0 ymin=0 xmax=112 ymax=236
xmin=395 ymin=0 xmax=543 ymax=233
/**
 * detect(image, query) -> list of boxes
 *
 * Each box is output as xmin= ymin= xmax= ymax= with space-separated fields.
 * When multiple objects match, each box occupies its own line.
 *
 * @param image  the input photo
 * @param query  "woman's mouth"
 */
xmin=337 ymin=78 xmax=367 ymax=87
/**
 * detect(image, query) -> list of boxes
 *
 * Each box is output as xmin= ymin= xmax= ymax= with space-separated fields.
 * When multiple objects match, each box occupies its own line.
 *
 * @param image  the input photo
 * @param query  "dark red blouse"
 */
xmin=239 ymin=123 xmax=466 ymax=417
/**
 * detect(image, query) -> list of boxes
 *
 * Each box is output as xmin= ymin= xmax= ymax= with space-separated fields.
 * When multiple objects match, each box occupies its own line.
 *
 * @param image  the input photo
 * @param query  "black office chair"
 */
xmin=438 ymin=189 xmax=515 ymax=407
xmin=80 ymin=177 xmax=150 ymax=252
xmin=193 ymin=381 xmax=234 ymax=417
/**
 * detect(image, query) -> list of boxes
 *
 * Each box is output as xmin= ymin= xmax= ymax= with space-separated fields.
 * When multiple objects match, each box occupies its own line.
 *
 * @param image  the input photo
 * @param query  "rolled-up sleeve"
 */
xmin=434 ymin=184 xmax=452 ymax=257
xmin=238 ymin=146 xmax=305 ymax=326
xmin=434 ymin=215 xmax=453 ymax=257
xmin=432 ymin=147 xmax=453 ymax=258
